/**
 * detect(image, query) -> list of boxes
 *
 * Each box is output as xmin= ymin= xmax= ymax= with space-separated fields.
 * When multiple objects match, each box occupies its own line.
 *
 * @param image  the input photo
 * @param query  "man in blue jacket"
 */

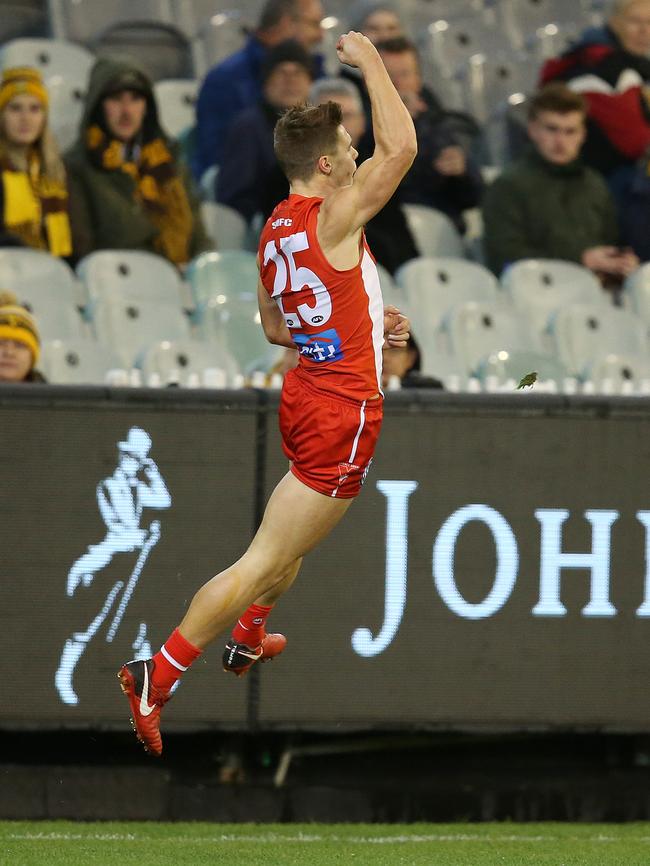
xmin=193 ymin=0 xmax=323 ymax=181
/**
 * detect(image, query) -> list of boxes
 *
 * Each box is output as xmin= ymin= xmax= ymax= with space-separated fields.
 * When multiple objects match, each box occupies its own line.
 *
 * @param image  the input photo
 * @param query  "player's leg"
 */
xmin=223 ymin=556 xmax=303 ymax=676
xmin=118 ymin=472 xmax=351 ymax=755
xmin=178 ymin=471 xmax=351 ymax=647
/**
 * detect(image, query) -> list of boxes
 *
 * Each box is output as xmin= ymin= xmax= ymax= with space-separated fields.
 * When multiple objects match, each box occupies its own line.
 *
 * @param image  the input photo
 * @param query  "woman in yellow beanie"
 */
xmin=0 ymin=290 xmax=45 ymax=382
xmin=0 ymin=67 xmax=72 ymax=257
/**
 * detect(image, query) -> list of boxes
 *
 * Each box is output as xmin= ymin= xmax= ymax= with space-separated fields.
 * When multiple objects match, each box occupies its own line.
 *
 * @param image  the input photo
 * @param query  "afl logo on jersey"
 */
xmin=312 ymin=315 xmax=324 ymax=324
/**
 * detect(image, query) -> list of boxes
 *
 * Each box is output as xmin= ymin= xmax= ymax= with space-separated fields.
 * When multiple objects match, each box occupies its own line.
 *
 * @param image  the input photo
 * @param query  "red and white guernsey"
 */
xmin=259 ymin=193 xmax=385 ymax=403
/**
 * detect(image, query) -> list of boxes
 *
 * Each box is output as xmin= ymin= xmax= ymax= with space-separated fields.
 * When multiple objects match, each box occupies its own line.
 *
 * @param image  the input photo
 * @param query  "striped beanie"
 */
xmin=0 ymin=291 xmax=40 ymax=363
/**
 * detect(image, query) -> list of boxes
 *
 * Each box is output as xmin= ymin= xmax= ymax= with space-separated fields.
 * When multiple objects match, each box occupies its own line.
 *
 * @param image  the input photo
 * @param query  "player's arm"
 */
xmin=257 ymin=277 xmax=295 ymax=348
xmin=319 ymin=32 xmax=417 ymax=245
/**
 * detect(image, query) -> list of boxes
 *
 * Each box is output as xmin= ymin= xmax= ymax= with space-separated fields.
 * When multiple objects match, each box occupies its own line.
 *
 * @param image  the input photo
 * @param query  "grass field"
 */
xmin=3 ymin=821 xmax=650 ymax=866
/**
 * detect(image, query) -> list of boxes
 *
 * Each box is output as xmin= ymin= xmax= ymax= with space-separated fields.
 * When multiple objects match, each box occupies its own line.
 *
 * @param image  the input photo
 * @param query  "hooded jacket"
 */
xmin=65 ymin=57 xmax=211 ymax=264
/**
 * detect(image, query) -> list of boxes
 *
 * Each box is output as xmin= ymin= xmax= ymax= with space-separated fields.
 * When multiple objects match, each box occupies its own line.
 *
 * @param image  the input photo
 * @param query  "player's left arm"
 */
xmin=257 ymin=277 xmax=296 ymax=348
xmin=384 ymin=304 xmax=411 ymax=348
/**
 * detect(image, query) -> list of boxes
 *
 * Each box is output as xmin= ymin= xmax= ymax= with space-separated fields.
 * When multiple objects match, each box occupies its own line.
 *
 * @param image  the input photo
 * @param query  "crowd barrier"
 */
xmin=2 ymin=385 xmax=650 ymax=732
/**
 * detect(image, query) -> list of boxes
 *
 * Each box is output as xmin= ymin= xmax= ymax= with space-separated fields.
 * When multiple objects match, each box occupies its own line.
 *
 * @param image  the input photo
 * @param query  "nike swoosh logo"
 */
xmin=139 ymin=663 xmax=156 ymax=716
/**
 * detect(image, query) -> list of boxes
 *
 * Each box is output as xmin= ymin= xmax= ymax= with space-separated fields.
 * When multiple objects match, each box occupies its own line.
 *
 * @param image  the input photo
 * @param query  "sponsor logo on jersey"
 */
xmin=293 ymin=329 xmax=344 ymax=363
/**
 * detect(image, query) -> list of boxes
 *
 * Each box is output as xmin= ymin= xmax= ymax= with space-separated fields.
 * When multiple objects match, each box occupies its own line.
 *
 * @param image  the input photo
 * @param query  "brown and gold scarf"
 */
xmin=86 ymin=124 xmax=193 ymax=265
xmin=1 ymin=150 xmax=71 ymax=257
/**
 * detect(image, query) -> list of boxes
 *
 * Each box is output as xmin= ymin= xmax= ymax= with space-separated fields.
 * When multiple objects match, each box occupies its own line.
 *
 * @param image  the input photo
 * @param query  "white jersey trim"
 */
xmin=360 ymin=249 xmax=385 ymax=396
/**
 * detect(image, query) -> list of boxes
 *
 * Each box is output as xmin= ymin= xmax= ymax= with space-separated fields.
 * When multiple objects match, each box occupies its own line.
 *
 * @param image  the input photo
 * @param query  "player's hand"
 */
xmin=383 ymin=305 xmax=410 ymax=348
xmin=336 ymin=31 xmax=376 ymax=69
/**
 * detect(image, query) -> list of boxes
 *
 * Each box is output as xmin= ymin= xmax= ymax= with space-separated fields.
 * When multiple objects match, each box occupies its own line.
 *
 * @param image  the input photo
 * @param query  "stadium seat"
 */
xmin=137 ymin=337 xmax=240 ymax=386
xmin=190 ymin=9 xmax=251 ymax=79
xmin=401 ymin=204 xmax=465 ymax=259
xmin=172 ymin=0 xmax=263 ymax=38
xmin=502 ymin=259 xmax=606 ymax=341
xmin=376 ymin=263 xmax=409 ymax=312
xmin=91 ymin=295 xmax=192 ymax=367
xmin=153 ymin=79 xmax=198 ymax=139
xmin=201 ymin=202 xmax=248 ymax=252
xmin=92 ymin=21 xmax=193 ymax=82
xmin=40 ymin=337 xmax=121 ymax=384
xmin=445 ymin=301 xmax=538 ymax=374
xmin=395 ymin=257 xmax=498 ymax=329
xmin=48 ymin=0 xmax=175 ymax=42
xmin=187 ymin=250 xmax=273 ymax=371
xmin=459 ymin=53 xmax=537 ymax=127
xmin=0 ymin=38 xmax=94 ymax=151
xmin=497 ymin=0 xmax=594 ymax=52
xmin=623 ymin=264 xmax=650 ymax=327
xmin=77 ymin=250 xmax=186 ymax=309
xmin=0 ymin=1 xmax=49 ymax=43
xmin=585 ymin=352 xmax=650 ymax=390
xmin=416 ymin=346 xmax=467 ymax=385
xmin=478 ymin=348 xmax=569 ymax=386
xmin=423 ymin=15 xmax=513 ymax=79
xmin=0 ymin=248 xmax=85 ymax=339
xmin=187 ymin=249 xmax=258 ymax=307
xmin=550 ymin=303 xmax=648 ymax=376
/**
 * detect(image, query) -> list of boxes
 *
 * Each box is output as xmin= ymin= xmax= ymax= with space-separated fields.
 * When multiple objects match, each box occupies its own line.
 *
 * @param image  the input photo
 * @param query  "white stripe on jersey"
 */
xmin=360 ymin=249 xmax=385 ymax=396
xmin=330 ymin=400 xmax=367 ymax=497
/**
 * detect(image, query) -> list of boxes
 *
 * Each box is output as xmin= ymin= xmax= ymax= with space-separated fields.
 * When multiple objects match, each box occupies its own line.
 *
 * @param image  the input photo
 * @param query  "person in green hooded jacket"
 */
xmin=482 ymin=83 xmax=639 ymax=281
xmin=65 ymin=57 xmax=212 ymax=269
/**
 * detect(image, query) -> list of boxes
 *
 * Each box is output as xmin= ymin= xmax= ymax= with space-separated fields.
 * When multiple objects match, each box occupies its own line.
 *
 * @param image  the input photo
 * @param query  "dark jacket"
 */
xmin=400 ymin=94 xmax=483 ymax=232
xmin=482 ymin=148 xmax=619 ymax=276
xmin=216 ymin=100 xmax=289 ymax=224
xmin=65 ymin=57 xmax=211 ymax=263
xmin=541 ymin=26 xmax=650 ymax=177
xmin=194 ymin=36 xmax=325 ymax=179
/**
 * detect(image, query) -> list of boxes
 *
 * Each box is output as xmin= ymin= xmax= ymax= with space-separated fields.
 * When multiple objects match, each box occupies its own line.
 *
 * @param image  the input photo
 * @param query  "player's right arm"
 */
xmin=318 ymin=32 xmax=417 ymax=247
xmin=257 ymin=277 xmax=295 ymax=349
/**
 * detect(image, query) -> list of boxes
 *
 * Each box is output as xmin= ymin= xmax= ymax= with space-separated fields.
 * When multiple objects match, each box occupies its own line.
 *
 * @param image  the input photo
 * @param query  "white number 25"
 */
xmin=263 ymin=231 xmax=332 ymax=329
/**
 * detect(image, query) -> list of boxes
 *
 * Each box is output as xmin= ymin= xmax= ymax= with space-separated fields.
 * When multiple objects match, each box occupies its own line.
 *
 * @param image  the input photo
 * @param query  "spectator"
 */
xmin=376 ymin=37 xmax=483 ymax=233
xmin=194 ymin=0 xmax=324 ymax=180
xmin=540 ymin=0 xmax=650 ymax=187
xmin=382 ymin=332 xmax=442 ymax=389
xmin=341 ymin=2 xmax=405 ymax=117
xmin=216 ymin=41 xmax=315 ymax=224
xmin=310 ymin=77 xmax=418 ymax=273
xmin=482 ymin=84 xmax=639 ymax=282
xmin=0 ymin=67 xmax=72 ymax=257
xmin=66 ymin=58 xmax=211 ymax=269
xmin=0 ymin=290 xmax=45 ymax=383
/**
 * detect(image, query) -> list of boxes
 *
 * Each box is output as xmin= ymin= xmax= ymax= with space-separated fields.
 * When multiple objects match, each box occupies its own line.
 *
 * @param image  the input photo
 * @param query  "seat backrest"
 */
xmin=49 ymin=0 xmax=175 ymax=42
xmin=40 ymin=337 xmax=121 ymax=384
xmin=623 ymin=263 xmax=650 ymax=325
xmin=153 ymin=78 xmax=198 ymax=139
xmin=201 ymin=202 xmax=248 ymax=252
xmin=77 ymin=250 xmax=184 ymax=307
xmin=375 ymin=262 xmax=409 ymax=313
xmin=551 ymin=303 xmax=648 ymax=375
xmin=478 ymin=348 xmax=569 ymax=385
xmin=173 ymin=0 xmax=262 ymax=38
xmin=91 ymin=295 xmax=191 ymax=367
xmin=446 ymin=301 xmax=537 ymax=373
xmin=93 ymin=21 xmax=192 ymax=82
xmin=502 ymin=258 xmax=605 ymax=336
xmin=0 ymin=249 xmax=84 ymax=339
xmin=190 ymin=9 xmax=251 ymax=78
xmin=187 ymin=250 xmax=258 ymax=306
xmin=200 ymin=296 xmax=278 ymax=374
xmin=137 ymin=337 xmax=240 ymax=385
xmin=401 ymin=204 xmax=465 ymax=258
xmin=0 ymin=2 xmax=50 ymax=43
xmin=396 ymin=257 xmax=498 ymax=329
xmin=587 ymin=352 xmax=650 ymax=388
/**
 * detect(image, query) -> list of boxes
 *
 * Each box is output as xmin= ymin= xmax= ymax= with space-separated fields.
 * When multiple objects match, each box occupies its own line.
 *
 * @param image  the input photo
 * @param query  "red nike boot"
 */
xmin=117 ymin=658 xmax=171 ymax=757
xmin=222 ymin=633 xmax=287 ymax=677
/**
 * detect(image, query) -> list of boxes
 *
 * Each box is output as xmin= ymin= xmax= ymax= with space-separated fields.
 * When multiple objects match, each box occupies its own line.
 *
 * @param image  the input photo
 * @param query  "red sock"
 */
xmin=232 ymin=603 xmax=273 ymax=647
xmin=151 ymin=628 xmax=202 ymax=691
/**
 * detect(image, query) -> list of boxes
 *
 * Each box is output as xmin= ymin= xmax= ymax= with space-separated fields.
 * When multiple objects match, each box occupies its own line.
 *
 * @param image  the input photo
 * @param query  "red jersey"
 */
xmin=258 ymin=193 xmax=384 ymax=402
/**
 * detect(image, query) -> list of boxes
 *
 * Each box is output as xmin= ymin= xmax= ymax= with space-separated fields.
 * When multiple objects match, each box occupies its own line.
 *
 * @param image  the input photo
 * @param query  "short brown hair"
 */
xmin=528 ymin=83 xmax=587 ymax=121
xmin=274 ymin=101 xmax=342 ymax=183
xmin=375 ymin=35 xmax=419 ymax=59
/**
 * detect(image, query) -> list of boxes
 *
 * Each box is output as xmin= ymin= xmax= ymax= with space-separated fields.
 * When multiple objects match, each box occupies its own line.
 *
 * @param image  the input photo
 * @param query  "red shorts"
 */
xmin=279 ymin=369 xmax=383 ymax=499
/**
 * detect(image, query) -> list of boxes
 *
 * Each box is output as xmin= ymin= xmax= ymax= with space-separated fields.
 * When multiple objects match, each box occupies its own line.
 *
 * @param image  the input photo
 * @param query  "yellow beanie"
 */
xmin=0 ymin=290 xmax=40 ymax=363
xmin=0 ymin=67 xmax=48 ymax=113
